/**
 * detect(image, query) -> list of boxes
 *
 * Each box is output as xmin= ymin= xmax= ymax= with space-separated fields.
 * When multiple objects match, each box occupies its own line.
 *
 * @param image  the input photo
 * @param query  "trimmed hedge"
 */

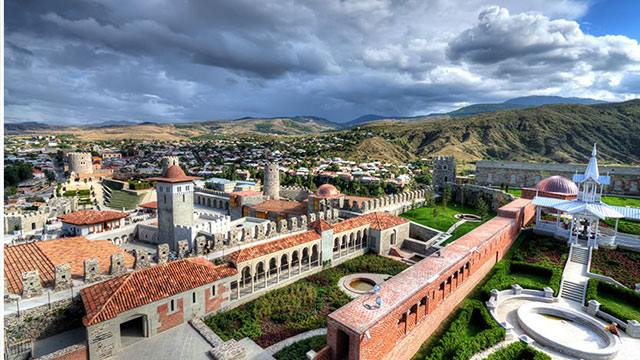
xmin=480 ymin=261 xmax=561 ymax=299
xmin=273 ymin=335 xmax=326 ymax=360
xmin=423 ymin=300 xmax=505 ymax=360
xmin=585 ymin=279 xmax=640 ymax=322
xmin=485 ymin=342 xmax=550 ymax=360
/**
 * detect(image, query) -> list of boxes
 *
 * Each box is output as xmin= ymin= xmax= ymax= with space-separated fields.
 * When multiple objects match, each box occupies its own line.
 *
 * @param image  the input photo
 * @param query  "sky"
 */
xmin=5 ymin=0 xmax=640 ymax=124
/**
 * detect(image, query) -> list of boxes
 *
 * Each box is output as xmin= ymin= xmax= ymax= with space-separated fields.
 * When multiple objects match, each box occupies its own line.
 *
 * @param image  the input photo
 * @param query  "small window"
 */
xmin=192 ymin=292 xmax=197 ymax=304
xmin=211 ymin=285 xmax=216 ymax=297
xmin=183 ymin=194 xmax=185 ymax=202
xmin=186 ymin=185 xmax=190 ymax=191
xmin=164 ymin=195 xmax=167 ymax=203
xmin=169 ymin=299 xmax=175 ymax=312
xmin=178 ymin=186 xmax=182 ymax=192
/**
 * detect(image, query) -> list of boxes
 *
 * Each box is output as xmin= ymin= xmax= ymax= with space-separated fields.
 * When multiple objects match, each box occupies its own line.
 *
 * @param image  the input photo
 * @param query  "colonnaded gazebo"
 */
xmin=533 ymin=144 xmax=640 ymax=248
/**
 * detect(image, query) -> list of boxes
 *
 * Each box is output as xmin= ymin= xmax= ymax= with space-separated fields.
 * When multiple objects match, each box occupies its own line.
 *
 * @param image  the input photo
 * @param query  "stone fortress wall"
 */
xmin=432 ymin=156 xmax=456 ymax=191
xmin=476 ymin=160 xmax=640 ymax=195
xmin=4 ymin=198 xmax=78 ymax=235
xmin=448 ymin=183 xmax=515 ymax=211
xmin=67 ymin=152 xmax=93 ymax=175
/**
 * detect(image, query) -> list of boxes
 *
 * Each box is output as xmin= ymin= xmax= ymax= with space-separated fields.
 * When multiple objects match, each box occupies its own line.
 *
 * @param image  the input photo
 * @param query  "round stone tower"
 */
xmin=68 ymin=152 xmax=93 ymax=175
xmin=263 ymin=162 xmax=280 ymax=200
xmin=161 ymin=156 xmax=180 ymax=176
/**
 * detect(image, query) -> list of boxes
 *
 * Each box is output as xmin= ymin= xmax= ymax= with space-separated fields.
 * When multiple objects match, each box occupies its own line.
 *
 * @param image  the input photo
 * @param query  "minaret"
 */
xmin=574 ymin=143 xmax=604 ymax=203
xmin=263 ymin=162 xmax=280 ymax=200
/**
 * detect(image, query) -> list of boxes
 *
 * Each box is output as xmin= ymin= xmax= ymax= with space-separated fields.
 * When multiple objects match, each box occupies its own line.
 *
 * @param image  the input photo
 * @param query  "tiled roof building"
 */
xmin=58 ymin=210 xmax=127 ymax=225
xmin=81 ymin=257 xmax=237 ymax=326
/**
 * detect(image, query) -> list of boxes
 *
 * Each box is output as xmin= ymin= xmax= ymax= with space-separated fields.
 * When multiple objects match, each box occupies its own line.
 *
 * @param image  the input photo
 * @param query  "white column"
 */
xmin=568 ymin=216 xmax=575 ymax=244
xmin=555 ymin=210 xmax=560 ymax=231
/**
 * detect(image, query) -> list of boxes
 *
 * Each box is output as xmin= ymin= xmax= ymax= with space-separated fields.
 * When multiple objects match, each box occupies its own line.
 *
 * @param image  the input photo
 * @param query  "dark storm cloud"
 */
xmin=5 ymin=0 xmax=640 ymax=124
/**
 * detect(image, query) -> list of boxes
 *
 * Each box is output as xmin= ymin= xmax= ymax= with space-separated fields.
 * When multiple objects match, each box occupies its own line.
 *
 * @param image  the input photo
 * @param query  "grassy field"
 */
xmin=602 ymin=195 xmax=640 ymax=207
xmin=401 ymin=203 xmax=487 ymax=232
xmin=204 ymin=254 xmax=407 ymax=347
xmin=107 ymin=189 xmax=144 ymax=210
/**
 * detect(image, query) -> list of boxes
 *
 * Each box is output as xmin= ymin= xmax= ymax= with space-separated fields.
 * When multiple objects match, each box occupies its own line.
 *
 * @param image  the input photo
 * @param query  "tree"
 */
xmin=476 ymin=197 xmax=489 ymax=220
xmin=45 ymin=170 xmax=56 ymax=182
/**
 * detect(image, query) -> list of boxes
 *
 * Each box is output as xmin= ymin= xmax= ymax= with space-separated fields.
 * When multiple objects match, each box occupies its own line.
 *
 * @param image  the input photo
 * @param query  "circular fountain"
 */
xmin=454 ymin=213 xmax=482 ymax=221
xmin=338 ymin=273 xmax=390 ymax=298
xmin=516 ymin=302 xmax=620 ymax=360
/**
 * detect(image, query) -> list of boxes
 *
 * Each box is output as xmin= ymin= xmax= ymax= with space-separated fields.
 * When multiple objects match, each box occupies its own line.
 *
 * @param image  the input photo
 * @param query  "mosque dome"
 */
xmin=536 ymin=176 xmax=578 ymax=195
xmin=316 ymin=184 xmax=341 ymax=198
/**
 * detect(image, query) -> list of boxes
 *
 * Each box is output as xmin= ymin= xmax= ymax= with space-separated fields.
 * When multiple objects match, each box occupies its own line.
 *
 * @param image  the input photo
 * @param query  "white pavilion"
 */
xmin=533 ymin=144 xmax=640 ymax=248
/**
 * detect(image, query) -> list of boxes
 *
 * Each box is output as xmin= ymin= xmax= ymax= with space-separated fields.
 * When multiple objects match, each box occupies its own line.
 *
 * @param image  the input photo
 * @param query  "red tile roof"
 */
xmin=250 ymin=200 xmax=307 ymax=216
xmin=37 ymin=237 xmax=135 ymax=277
xmin=332 ymin=212 xmax=408 ymax=234
xmin=139 ymin=201 xmax=157 ymax=209
xmin=147 ymin=164 xmax=201 ymax=183
xmin=310 ymin=219 xmax=332 ymax=232
xmin=3 ymin=237 xmax=134 ymax=294
xmin=226 ymin=230 xmax=321 ymax=264
xmin=81 ymin=258 xmax=237 ymax=326
xmin=230 ymin=190 xmax=263 ymax=197
xmin=4 ymin=243 xmax=55 ymax=294
xmin=58 ymin=210 xmax=127 ymax=225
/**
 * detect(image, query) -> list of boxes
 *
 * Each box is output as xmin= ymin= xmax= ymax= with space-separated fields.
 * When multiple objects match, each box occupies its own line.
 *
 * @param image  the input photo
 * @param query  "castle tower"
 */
xmin=263 ymin=162 xmax=280 ymax=200
xmin=161 ymin=156 xmax=180 ymax=177
xmin=148 ymin=163 xmax=200 ymax=251
xmin=432 ymin=156 xmax=456 ymax=191
xmin=68 ymin=152 xmax=93 ymax=175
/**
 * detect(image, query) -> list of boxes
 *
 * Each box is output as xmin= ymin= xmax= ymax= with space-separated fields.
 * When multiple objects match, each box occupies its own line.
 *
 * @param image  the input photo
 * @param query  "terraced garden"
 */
xmin=204 ymin=254 xmax=407 ymax=347
xmin=106 ymin=189 xmax=144 ymax=210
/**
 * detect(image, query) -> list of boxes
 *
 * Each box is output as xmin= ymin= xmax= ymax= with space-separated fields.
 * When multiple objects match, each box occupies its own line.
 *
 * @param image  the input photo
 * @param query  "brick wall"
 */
xmin=157 ymin=298 xmax=184 ymax=333
xmin=205 ymin=283 xmax=228 ymax=314
xmin=326 ymin=199 xmax=533 ymax=360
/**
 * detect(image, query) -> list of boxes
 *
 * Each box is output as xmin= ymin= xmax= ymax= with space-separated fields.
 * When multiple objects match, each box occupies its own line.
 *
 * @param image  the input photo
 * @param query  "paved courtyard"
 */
xmin=116 ymin=323 xmax=212 ymax=360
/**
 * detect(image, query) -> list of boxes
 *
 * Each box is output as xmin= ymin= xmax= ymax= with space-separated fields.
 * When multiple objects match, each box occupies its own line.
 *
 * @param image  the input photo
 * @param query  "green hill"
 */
xmin=352 ymin=100 xmax=640 ymax=164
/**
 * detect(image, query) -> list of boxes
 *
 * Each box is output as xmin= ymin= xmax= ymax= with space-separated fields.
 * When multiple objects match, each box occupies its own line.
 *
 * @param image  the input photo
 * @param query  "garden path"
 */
xmin=559 ymin=244 xmax=590 ymax=304
xmin=264 ymin=328 xmax=327 ymax=355
xmin=446 ymin=219 xmax=467 ymax=234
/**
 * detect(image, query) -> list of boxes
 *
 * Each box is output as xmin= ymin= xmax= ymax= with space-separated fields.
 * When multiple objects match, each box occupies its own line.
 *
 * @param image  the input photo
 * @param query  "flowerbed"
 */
xmin=273 ymin=335 xmax=326 ymax=360
xmin=591 ymin=248 xmax=640 ymax=288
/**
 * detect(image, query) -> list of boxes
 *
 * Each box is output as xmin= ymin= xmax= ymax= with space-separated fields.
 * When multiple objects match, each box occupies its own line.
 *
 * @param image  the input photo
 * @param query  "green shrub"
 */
xmin=63 ymin=190 xmax=77 ymax=197
xmin=77 ymin=189 xmax=91 ymax=196
xmin=485 ymin=341 xmax=551 ymax=360
xmin=585 ymin=279 xmax=640 ymax=321
xmin=273 ymin=335 xmax=326 ymax=360
xmin=423 ymin=300 xmax=505 ymax=360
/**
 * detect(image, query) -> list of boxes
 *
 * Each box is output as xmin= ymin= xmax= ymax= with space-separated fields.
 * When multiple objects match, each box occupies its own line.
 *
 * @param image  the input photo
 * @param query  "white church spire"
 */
xmin=583 ymin=143 xmax=600 ymax=183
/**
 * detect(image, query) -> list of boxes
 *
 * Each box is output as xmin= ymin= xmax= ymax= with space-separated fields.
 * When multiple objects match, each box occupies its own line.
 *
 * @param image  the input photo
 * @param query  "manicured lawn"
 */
xmin=442 ymin=221 xmax=483 ymax=245
xmin=204 ymin=254 xmax=407 ymax=347
xmin=505 ymin=188 xmax=522 ymax=198
xmin=401 ymin=203 xmax=483 ymax=232
xmin=402 ymin=202 xmax=496 ymax=244
xmin=585 ymin=279 xmax=640 ymax=322
xmin=412 ymin=231 xmax=566 ymax=360
xmin=273 ymin=335 xmax=326 ymax=360
xmin=602 ymin=195 xmax=640 ymax=207
xmin=590 ymin=248 xmax=640 ymax=288
xmin=107 ymin=189 xmax=144 ymax=210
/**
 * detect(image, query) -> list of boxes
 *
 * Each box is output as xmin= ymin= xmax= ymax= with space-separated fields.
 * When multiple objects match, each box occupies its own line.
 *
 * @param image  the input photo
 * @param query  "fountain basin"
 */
xmin=516 ymin=302 xmax=620 ymax=360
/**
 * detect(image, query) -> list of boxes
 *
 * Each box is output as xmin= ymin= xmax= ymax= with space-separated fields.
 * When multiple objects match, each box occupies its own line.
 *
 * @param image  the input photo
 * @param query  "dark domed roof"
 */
xmin=536 ymin=176 xmax=578 ymax=195
xmin=316 ymin=184 xmax=341 ymax=198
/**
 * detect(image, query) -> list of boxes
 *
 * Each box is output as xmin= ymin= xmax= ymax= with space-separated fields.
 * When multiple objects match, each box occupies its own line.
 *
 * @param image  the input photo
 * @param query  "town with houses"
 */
xmin=4 ymin=2 xmax=640 ymax=360
xmin=3 ymin=132 xmax=640 ymax=360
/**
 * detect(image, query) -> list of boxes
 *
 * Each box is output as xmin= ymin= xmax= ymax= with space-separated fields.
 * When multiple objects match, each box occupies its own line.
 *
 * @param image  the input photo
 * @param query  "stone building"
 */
xmin=475 ymin=160 xmax=640 ymax=195
xmin=432 ymin=156 xmax=456 ymax=191
xmin=58 ymin=210 xmax=128 ymax=236
xmin=160 ymin=156 xmax=179 ymax=176
xmin=148 ymin=164 xmax=201 ymax=251
xmin=68 ymin=152 xmax=93 ymax=175
xmin=263 ymin=162 xmax=280 ymax=200
xmin=81 ymin=258 xmax=237 ymax=360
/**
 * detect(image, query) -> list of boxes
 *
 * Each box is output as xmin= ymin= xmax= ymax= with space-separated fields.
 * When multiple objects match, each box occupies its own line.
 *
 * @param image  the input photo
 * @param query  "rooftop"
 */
xmin=81 ymin=258 xmax=237 ymax=326
xmin=332 ymin=211 xmax=408 ymax=234
xmin=58 ymin=210 xmax=128 ymax=225
xmin=147 ymin=164 xmax=201 ymax=183
xmin=250 ymin=199 xmax=308 ymax=216
xmin=226 ymin=230 xmax=321 ymax=264
xmin=4 ymin=237 xmax=134 ymax=294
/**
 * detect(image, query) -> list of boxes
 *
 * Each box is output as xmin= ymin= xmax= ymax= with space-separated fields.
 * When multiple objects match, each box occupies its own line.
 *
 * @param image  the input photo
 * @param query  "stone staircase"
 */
xmin=570 ymin=245 xmax=589 ymax=265
xmin=560 ymin=280 xmax=586 ymax=303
